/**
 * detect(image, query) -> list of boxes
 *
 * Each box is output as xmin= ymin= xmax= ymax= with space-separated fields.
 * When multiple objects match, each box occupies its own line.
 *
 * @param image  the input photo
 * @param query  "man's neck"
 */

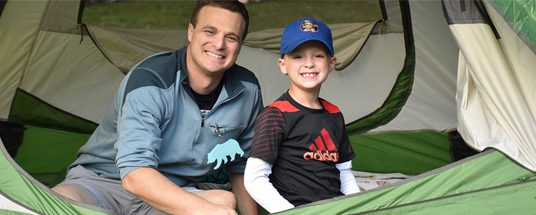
xmin=185 ymin=47 xmax=224 ymax=95
xmin=188 ymin=70 xmax=223 ymax=95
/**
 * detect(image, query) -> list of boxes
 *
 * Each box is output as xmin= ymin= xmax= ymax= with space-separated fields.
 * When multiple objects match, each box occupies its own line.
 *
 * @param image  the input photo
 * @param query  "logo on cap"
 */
xmin=300 ymin=20 xmax=318 ymax=32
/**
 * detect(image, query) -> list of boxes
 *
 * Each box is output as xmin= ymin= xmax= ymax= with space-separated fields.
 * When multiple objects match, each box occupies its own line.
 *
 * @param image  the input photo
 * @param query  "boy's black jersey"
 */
xmin=250 ymin=92 xmax=355 ymax=206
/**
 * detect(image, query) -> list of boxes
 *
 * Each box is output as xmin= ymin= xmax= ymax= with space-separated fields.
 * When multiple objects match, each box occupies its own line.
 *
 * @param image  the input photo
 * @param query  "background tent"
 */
xmin=279 ymin=0 xmax=536 ymax=214
xmin=0 ymin=0 xmax=534 ymax=214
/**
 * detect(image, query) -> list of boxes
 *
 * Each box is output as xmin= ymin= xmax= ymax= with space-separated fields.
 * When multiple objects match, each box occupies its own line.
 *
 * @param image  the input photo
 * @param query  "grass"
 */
xmin=83 ymin=0 xmax=382 ymax=32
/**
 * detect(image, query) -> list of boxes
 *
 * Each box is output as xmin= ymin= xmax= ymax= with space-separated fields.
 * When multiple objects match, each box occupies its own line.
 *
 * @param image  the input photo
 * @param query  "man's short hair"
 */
xmin=189 ymin=0 xmax=250 ymax=41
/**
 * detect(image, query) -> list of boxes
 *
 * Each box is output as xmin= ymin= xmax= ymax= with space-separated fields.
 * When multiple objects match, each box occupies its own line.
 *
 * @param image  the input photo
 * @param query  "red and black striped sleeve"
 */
xmin=249 ymin=106 xmax=287 ymax=164
xmin=337 ymin=114 xmax=355 ymax=163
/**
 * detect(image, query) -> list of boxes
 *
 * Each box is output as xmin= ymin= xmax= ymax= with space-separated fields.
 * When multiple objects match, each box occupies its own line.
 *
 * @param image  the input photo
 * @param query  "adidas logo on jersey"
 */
xmin=303 ymin=128 xmax=339 ymax=162
xmin=303 ymin=150 xmax=339 ymax=162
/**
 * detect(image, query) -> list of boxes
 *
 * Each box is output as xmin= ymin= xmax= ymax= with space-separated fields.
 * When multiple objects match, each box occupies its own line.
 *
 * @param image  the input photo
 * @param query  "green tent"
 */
xmin=0 ymin=0 xmax=534 ymax=214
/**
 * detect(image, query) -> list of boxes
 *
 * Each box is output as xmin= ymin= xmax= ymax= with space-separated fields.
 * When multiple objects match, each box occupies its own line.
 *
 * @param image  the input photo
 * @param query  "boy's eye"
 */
xmin=292 ymin=55 xmax=303 ymax=59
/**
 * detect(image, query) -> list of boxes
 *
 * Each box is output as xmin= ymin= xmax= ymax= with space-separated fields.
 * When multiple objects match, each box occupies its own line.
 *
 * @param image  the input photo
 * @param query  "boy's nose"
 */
xmin=304 ymin=58 xmax=315 ymax=68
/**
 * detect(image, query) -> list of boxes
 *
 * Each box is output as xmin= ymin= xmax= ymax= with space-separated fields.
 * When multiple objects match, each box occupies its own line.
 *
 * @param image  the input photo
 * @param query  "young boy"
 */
xmin=244 ymin=17 xmax=360 ymax=213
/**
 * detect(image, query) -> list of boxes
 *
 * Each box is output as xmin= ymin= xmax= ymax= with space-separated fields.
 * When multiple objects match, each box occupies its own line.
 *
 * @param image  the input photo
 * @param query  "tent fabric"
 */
xmin=445 ymin=0 xmax=536 ymax=171
xmin=351 ymin=130 xmax=451 ymax=175
xmin=1 ymin=0 xmax=452 ymax=131
xmin=71 ymin=22 xmax=382 ymax=124
xmin=0 ymin=0 xmax=123 ymax=123
xmin=14 ymin=125 xmax=91 ymax=187
xmin=88 ymin=21 xmax=377 ymax=74
xmin=9 ymin=89 xmax=97 ymax=134
xmin=88 ymin=26 xmax=187 ymax=73
xmin=244 ymin=22 xmax=378 ymax=70
xmin=0 ymin=1 xmax=48 ymax=119
xmin=0 ymin=139 xmax=109 ymax=215
xmin=378 ymin=0 xmax=403 ymax=34
xmin=0 ymin=195 xmax=37 ymax=215
xmin=236 ymin=34 xmax=407 ymax=123
xmin=347 ymin=0 xmax=415 ymax=134
xmin=371 ymin=0 xmax=459 ymax=132
xmin=277 ymin=150 xmax=536 ymax=214
xmin=1 ymin=0 xmax=536 ymax=214
xmin=18 ymin=29 xmax=124 ymax=124
xmin=40 ymin=1 xmax=81 ymax=34
xmin=491 ymin=0 xmax=536 ymax=54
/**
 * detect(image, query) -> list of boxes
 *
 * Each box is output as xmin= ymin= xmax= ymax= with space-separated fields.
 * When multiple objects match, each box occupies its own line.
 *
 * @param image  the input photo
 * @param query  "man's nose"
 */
xmin=213 ymin=34 xmax=226 ymax=50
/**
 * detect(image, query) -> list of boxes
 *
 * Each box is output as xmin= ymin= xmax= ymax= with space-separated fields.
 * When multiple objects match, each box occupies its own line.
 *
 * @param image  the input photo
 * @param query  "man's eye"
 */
xmin=227 ymin=36 xmax=239 ymax=42
xmin=204 ymin=30 xmax=215 ymax=35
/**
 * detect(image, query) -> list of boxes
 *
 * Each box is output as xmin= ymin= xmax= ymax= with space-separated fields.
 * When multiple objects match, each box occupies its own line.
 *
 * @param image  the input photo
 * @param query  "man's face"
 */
xmin=187 ymin=5 xmax=245 ymax=77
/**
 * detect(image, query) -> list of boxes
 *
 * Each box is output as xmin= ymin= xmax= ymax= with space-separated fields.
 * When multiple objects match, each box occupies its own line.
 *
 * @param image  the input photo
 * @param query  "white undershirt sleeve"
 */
xmin=244 ymin=157 xmax=294 ymax=213
xmin=336 ymin=160 xmax=360 ymax=195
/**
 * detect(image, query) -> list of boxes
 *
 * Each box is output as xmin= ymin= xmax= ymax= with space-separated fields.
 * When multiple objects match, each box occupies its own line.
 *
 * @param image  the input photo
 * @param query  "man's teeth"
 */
xmin=207 ymin=52 xmax=223 ymax=59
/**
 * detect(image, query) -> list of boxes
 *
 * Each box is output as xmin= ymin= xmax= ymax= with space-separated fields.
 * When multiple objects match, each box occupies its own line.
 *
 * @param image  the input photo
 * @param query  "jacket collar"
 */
xmin=178 ymin=47 xmax=244 ymax=102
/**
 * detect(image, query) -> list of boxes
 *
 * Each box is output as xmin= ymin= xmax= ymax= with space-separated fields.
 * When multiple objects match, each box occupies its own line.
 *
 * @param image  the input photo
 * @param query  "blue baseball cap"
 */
xmin=280 ymin=17 xmax=334 ymax=58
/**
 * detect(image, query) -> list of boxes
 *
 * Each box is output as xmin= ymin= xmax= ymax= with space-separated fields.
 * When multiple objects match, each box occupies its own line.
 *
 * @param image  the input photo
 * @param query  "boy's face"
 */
xmin=278 ymin=41 xmax=336 ymax=93
xmin=187 ymin=5 xmax=245 ymax=77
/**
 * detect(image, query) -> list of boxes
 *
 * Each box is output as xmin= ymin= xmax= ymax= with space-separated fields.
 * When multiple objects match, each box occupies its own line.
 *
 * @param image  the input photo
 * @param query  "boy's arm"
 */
xmin=336 ymin=160 xmax=360 ymax=195
xmin=244 ymin=157 xmax=294 ymax=213
xmin=228 ymin=85 xmax=263 ymax=215
xmin=230 ymin=173 xmax=258 ymax=215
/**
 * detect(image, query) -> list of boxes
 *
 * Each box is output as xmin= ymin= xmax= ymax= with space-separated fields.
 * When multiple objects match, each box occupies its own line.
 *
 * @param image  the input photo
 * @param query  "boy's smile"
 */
xmin=278 ymin=41 xmax=336 ymax=93
xmin=301 ymin=72 xmax=319 ymax=78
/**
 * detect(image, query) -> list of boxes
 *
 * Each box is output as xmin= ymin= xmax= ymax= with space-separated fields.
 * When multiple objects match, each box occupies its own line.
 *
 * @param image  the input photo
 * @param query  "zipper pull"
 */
xmin=200 ymin=109 xmax=209 ymax=127
xmin=210 ymin=124 xmax=223 ymax=142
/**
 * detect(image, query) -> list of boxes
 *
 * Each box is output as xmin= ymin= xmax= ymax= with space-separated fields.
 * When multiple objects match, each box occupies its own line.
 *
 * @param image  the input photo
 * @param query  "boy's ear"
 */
xmin=329 ymin=56 xmax=337 ymax=72
xmin=278 ymin=58 xmax=288 ymax=75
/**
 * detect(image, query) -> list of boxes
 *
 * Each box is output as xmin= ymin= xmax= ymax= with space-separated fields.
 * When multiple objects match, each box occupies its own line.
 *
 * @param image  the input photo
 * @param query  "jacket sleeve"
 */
xmin=115 ymin=71 xmax=170 ymax=179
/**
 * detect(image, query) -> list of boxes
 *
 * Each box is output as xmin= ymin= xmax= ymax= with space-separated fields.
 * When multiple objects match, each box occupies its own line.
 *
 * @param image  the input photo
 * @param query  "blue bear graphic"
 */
xmin=207 ymin=139 xmax=244 ymax=169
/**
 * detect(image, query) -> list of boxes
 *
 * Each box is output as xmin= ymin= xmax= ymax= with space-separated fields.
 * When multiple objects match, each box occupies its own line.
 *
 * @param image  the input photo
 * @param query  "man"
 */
xmin=52 ymin=1 xmax=261 ymax=214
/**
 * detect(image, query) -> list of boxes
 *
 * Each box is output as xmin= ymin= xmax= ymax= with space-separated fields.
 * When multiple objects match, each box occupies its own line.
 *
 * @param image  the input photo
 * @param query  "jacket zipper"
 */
xmin=201 ymin=88 xmax=244 ymax=127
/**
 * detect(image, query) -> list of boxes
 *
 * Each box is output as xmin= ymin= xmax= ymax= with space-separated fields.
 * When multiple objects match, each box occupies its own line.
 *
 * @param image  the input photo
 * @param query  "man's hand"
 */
xmin=123 ymin=167 xmax=238 ymax=214
xmin=194 ymin=189 xmax=238 ymax=215
xmin=193 ymin=201 xmax=238 ymax=215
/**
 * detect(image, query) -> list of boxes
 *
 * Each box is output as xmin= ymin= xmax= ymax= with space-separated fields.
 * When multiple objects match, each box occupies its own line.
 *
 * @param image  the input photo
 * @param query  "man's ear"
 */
xmin=187 ymin=23 xmax=194 ymax=43
xmin=278 ymin=58 xmax=288 ymax=75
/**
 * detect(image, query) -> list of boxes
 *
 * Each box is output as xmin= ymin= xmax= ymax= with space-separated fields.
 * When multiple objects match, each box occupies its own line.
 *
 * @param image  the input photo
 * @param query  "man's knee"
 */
xmin=52 ymin=184 xmax=98 ymax=205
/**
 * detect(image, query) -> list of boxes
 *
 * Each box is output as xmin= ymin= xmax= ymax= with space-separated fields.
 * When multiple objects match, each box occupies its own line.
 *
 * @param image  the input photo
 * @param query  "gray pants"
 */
xmin=58 ymin=165 xmax=201 ymax=215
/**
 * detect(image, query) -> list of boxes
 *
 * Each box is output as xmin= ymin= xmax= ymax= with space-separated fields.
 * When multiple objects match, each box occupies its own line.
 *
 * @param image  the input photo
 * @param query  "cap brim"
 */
xmin=280 ymin=38 xmax=334 ymax=58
